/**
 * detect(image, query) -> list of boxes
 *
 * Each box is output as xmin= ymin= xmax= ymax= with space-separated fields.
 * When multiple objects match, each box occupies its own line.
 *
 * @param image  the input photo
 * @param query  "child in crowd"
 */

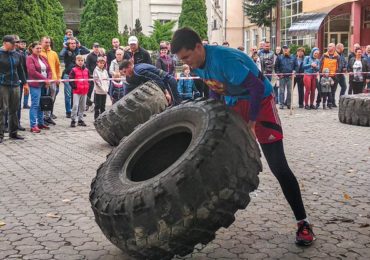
xmin=320 ymin=68 xmax=334 ymax=109
xmin=109 ymin=71 xmax=125 ymax=104
xmin=69 ymin=55 xmax=89 ymax=127
xmin=93 ymin=57 xmax=110 ymax=120
xmin=177 ymin=64 xmax=200 ymax=100
xmin=60 ymin=29 xmax=80 ymax=56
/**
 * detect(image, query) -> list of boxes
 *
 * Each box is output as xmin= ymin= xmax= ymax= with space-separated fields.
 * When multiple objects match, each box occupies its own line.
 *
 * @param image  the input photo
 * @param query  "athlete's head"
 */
xmin=119 ymin=59 xmax=134 ymax=77
xmin=171 ymin=27 xmax=205 ymax=69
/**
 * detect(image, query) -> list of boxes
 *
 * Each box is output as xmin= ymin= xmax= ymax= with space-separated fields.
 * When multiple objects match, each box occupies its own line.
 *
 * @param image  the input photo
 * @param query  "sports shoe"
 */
xmin=45 ymin=117 xmax=56 ymax=125
xmin=9 ymin=133 xmax=24 ymax=140
xmin=66 ymin=112 xmax=71 ymax=119
xmin=70 ymin=120 xmax=76 ymax=128
xmin=279 ymin=104 xmax=284 ymax=109
xmin=78 ymin=120 xmax=87 ymax=127
xmin=52 ymin=114 xmax=57 ymax=119
xmin=310 ymin=105 xmax=316 ymax=110
xmin=296 ymin=221 xmax=315 ymax=246
xmin=30 ymin=127 xmax=41 ymax=133
xmin=38 ymin=124 xmax=50 ymax=130
xmin=304 ymin=105 xmax=310 ymax=110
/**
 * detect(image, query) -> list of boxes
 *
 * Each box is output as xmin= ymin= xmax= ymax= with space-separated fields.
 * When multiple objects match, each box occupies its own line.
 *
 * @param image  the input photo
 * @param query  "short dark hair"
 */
xmin=171 ymin=27 xmax=202 ymax=54
xmin=119 ymin=59 xmax=133 ymax=70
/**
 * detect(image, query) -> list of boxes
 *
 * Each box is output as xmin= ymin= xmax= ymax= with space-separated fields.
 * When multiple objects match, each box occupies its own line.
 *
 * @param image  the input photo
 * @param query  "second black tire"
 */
xmin=90 ymin=99 xmax=262 ymax=259
xmin=94 ymin=81 xmax=168 ymax=146
xmin=339 ymin=94 xmax=370 ymax=126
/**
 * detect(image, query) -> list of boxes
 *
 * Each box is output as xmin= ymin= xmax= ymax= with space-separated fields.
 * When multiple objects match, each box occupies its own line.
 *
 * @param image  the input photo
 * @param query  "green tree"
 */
xmin=178 ymin=0 xmax=207 ymax=39
xmin=243 ymin=0 xmax=277 ymax=27
xmin=0 ymin=0 xmax=45 ymax=44
xmin=80 ymin=0 xmax=120 ymax=49
xmin=37 ymin=0 xmax=65 ymax=50
xmin=131 ymin=19 xmax=143 ymax=36
xmin=150 ymin=20 xmax=177 ymax=48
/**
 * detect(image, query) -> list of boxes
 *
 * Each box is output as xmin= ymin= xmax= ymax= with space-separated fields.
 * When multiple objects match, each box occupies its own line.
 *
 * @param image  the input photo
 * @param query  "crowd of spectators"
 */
xmin=1 ymin=29 xmax=369 ymax=143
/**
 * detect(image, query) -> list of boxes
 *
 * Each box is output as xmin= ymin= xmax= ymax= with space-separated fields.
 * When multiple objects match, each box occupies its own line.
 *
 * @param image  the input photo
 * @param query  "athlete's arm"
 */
xmin=222 ymin=59 xmax=265 ymax=121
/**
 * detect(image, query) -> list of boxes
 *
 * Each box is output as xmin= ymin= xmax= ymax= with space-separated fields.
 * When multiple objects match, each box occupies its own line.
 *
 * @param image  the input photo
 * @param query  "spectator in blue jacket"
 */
xmin=177 ymin=64 xmax=200 ymax=100
xmin=274 ymin=45 xmax=298 ymax=109
xmin=303 ymin=48 xmax=321 ymax=109
xmin=119 ymin=59 xmax=181 ymax=105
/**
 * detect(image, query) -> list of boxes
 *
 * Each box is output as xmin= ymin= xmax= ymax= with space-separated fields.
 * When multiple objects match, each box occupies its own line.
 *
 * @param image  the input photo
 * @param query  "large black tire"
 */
xmin=90 ymin=99 xmax=262 ymax=259
xmin=94 ymin=81 xmax=168 ymax=146
xmin=339 ymin=94 xmax=370 ymax=126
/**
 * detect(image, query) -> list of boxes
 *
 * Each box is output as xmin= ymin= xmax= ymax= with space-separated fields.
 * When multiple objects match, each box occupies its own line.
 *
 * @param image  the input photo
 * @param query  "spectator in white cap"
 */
xmin=123 ymin=36 xmax=152 ymax=65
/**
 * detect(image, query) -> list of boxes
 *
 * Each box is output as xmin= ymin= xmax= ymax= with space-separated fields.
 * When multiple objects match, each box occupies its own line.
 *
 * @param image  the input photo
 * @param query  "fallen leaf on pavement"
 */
xmin=62 ymin=199 xmax=71 ymax=202
xmin=0 ymin=220 xmax=5 ymax=227
xmin=343 ymin=193 xmax=351 ymax=200
xmin=360 ymin=223 xmax=370 ymax=228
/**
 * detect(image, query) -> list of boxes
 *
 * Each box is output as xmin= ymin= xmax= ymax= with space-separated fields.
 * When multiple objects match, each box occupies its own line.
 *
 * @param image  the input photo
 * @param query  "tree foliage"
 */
xmin=0 ymin=0 xmax=65 ymax=49
xmin=79 ymin=0 xmax=119 ymax=49
xmin=131 ymin=19 xmax=143 ymax=36
xmin=38 ymin=0 xmax=65 ymax=49
xmin=0 ymin=0 xmax=45 ymax=44
xmin=178 ymin=0 xmax=208 ymax=39
xmin=150 ymin=20 xmax=177 ymax=46
xmin=243 ymin=0 xmax=277 ymax=27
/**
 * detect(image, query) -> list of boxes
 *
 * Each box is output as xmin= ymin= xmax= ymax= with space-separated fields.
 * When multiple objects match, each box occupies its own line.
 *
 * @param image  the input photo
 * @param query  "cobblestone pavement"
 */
xmin=0 ymin=89 xmax=369 ymax=260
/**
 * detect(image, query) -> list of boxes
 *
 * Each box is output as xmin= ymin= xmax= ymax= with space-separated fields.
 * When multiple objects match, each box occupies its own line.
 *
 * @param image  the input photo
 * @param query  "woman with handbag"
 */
xmin=26 ymin=41 xmax=52 ymax=133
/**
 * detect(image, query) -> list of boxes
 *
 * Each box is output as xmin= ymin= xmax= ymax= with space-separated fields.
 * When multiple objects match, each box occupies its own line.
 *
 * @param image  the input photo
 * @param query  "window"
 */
xmin=252 ymin=29 xmax=258 ymax=47
xmin=244 ymin=30 xmax=250 ymax=51
xmin=364 ymin=7 xmax=370 ymax=28
xmin=261 ymin=27 xmax=267 ymax=42
xmin=212 ymin=19 xmax=217 ymax=30
xmin=214 ymin=0 xmax=220 ymax=8
xmin=159 ymin=19 xmax=171 ymax=25
xmin=279 ymin=0 xmax=315 ymax=47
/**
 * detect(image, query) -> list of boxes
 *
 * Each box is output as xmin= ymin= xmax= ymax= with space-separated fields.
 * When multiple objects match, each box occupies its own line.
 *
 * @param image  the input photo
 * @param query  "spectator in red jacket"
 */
xmin=69 ymin=55 xmax=89 ymax=127
xmin=26 ymin=41 xmax=52 ymax=133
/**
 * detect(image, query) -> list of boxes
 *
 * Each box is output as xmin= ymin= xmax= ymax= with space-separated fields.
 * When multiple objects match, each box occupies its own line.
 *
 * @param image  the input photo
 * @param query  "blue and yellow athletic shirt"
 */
xmin=193 ymin=45 xmax=274 ymax=121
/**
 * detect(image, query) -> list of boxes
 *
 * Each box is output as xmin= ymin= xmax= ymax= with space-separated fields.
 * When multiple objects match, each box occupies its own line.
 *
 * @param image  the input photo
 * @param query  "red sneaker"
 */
xmin=30 ymin=127 xmax=41 ymax=133
xmin=38 ymin=124 xmax=50 ymax=130
xmin=296 ymin=221 xmax=315 ymax=246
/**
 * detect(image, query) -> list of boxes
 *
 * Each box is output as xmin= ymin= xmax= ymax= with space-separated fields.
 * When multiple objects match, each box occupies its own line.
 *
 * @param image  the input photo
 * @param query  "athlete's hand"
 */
xmin=247 ymin=121 xmax=257 ymax=139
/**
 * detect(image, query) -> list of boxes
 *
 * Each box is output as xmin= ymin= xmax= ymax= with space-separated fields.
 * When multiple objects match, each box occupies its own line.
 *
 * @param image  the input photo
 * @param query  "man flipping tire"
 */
xmin=171 ymin=28 xmax=315 ymax=246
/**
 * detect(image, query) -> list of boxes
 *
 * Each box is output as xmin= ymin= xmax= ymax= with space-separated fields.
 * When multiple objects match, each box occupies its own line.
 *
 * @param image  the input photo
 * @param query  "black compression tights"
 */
xmin=260 ymin=140 xmax=307 ymax=221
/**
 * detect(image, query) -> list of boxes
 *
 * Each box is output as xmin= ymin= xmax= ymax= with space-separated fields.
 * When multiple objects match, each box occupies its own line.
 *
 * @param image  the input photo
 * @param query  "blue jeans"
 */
xmin=337 ymin=74 xmax=347 ymax=96
xmin=279 ymin=77 xmax=292 ymax=106
xmin=23 ymin=89 xmax=29 ymax=107
xmin=63 ymin=73 xmax=72 ymax=114
xmin=29 ymin=86 xmax=44 ymax=128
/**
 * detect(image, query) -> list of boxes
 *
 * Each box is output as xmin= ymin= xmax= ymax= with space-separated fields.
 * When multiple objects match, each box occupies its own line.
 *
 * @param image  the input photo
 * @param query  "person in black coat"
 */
xmin=123 ymin=36 xmax=152 ymax=65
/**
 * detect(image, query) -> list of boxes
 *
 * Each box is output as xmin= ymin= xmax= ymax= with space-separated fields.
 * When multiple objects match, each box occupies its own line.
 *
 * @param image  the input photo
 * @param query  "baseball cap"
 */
xmin=93 ymin=42 xmax=100 ymax=48
xmin=282 ymin=45 xmax=289 ymax=49
xmin=3 ymin=35 xmax=15 ymax=44
xmin=128 ymin=36 xmax=138 ymax=45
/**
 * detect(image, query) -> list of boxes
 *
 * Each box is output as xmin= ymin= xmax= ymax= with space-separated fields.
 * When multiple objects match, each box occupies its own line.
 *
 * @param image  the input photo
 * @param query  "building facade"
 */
xmin=117 ymin=0 xmax=182 ymax=35
xmin=60 ymin=0 xmax=182 ymax=35
xmin=279 ymin=0 xmax=370 ymax=55
xmin=206 ymin=0 xmax=226 ymax=44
